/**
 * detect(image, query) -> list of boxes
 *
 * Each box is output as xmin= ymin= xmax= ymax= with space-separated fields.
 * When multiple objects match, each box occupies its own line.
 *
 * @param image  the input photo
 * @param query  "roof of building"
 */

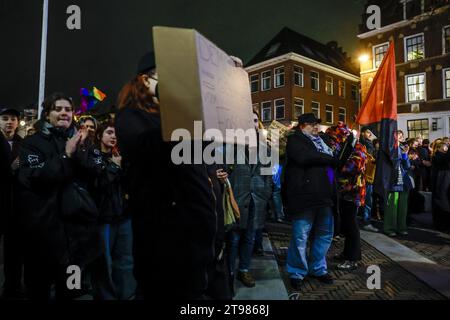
xmin=246 ymin=27 xmax=359 ymax=76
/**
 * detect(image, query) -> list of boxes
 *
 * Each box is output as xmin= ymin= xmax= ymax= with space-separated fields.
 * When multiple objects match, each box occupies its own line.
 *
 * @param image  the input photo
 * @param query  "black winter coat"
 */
xmin=95 ymin=152 xmax=127 ymax=224
xmin=18 ymin=123 xmax=102 ymax=268
xmin=115 ymin=107 xmax=217 ymax=300
xmin=283 ymin=129 xmax=337 ymax=218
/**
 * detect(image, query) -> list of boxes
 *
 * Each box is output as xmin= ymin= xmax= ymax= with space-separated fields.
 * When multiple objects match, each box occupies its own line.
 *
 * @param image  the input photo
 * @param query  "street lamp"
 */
xmin=358 ymin=54 xmax=369 ymax=63
xmin=38 ymin=0 xmax=49 ymax=119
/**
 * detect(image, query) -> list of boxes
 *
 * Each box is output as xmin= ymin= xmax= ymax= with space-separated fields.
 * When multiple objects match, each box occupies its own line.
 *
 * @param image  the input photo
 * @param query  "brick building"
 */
xmin=245 ymin=27 xmax=360 ymax=129
xmin=358 ymin=0 xmax=450 ymax=141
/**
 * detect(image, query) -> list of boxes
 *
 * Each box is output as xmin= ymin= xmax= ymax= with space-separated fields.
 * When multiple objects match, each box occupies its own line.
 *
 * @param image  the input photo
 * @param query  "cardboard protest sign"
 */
xmin=153 ymin=26 xmax=254 ymax=143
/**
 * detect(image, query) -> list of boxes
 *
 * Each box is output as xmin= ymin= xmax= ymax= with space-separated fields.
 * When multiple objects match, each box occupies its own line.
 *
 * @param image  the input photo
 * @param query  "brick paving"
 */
xmin=266 ymin=223 xmax=447 ymax=300
xmin=371 ymin=215 xmax=450 ymax=268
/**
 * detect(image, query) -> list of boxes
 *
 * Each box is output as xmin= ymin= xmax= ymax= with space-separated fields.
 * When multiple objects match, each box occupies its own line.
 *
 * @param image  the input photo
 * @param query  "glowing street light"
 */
xmin=358 ymin=54 xmax=369 ymax=63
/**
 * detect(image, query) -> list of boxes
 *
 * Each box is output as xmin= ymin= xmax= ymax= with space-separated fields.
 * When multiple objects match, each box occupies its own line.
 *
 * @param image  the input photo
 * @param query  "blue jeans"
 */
xmin=229 ymin=199 xmax=255 ymax=273
xmin=270 ymin=185 xmax=285 ymax=220
xmin=286 ymin=207 xmax=334 ymax=280
xmin=362 ymin=184 xmax=373 ymax=225
xmin=93 ymin=219 xmax=136 ymax=300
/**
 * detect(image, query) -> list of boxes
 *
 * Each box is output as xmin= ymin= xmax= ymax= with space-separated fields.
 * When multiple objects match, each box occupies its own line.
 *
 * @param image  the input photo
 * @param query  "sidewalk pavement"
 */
xmin=234 ymin=235 xmax=289 ymax=300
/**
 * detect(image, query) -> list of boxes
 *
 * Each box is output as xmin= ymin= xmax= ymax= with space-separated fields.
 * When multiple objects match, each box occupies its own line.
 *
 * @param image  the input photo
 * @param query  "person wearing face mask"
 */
xmin=0 ymin=107 xmax=25 ymax=299
xmin=115 ymin=53 xmax=217 ymax=300
xmin=18 ymin=93 xmax=103 ymax=300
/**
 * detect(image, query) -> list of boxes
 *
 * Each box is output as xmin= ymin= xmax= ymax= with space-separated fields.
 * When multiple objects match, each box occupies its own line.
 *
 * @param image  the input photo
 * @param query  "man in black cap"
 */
xmin=284 ymin=113 xmax=338 ymax=290
xmin=358 ymin=126 xmax=379 ymax=233
xmin=0 ymin=107 xmax=25 ymax=299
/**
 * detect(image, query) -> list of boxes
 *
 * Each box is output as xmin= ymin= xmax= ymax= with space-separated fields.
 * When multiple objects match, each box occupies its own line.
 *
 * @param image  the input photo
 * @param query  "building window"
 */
xmin=444 ymin=68 xmax=450 ymax=99
xmin=444 ymin=26 xmax=450 ymax=54
xmin=373 ymin=43 xmax=389 ymax=68
xmin=351 ymin=85 xmax=358 ymax=101
xmin=311 ymin=101 xmax=320 ymax=119
xmin=325 ymin=105 xmax=333 ymax=124
xmin=404 ymin=33 xmax=425 ymax=62
xmin=294 ymin=98 xmax=304 ymax=118
xmin=310 ymin=71 xmax=319 ymax=91
xmin=338 ymin=80 xmax=346 ymax=98
xmin=294 ymin=65 xmax=304 ymax=87
xmin=250 ymin=75 xmax=259 ymax=93
xmin=339 ymin=107 xmax=346 ymax=123
xmin=407 ymin=119 xmax=429 ymax=139
xmin=274 ymin=99 xmax=285 ymax=120
xmin=261 ymin=101 xmax=272 ymax=122
xmin=325 ymin=76 xmax=333 ymax=95
xmin=406 ymin=73 xmax=426 ymax=102
xmin=261 ymin=71 xmax=271 ymax=91
xmin=274 ymin=67 xmax=285 ymax=88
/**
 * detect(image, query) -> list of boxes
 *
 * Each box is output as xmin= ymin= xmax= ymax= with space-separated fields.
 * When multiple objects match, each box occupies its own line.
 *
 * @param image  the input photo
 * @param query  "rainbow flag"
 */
xmin=79 ymin=86 xmax=107 ymax=114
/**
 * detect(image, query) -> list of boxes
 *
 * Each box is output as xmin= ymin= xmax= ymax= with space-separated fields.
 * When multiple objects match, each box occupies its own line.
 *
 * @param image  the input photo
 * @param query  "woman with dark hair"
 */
xmin=91 ymin=121 xmax=136 ymax=300
xmin=115 ymin=62 xmax=217 ymax=300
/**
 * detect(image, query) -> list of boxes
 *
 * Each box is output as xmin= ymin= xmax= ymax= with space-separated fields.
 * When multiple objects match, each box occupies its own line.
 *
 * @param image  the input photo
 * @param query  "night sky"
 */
xmin=0 ymin=0 xmax=366 ymax=110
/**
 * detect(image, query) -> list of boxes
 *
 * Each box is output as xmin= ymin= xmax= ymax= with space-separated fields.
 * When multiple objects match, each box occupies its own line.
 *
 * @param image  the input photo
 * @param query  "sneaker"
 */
xmin=398 ymin=231 xmax=409 ymax=236
xmin=276 ymin=218 xmax=284 ymax=223
xmin=237 ymin=271 xmax=256 ymax=288
xmin=332 ymin=235 xmax=343 ymax=242
xmin=362 ymin=224 xmax=379 ymax=232
xmin=336 ymin=260 xmax=359 ymax=271
xmin=290 ymin=278 xmax=303 ymax=290
xmin=311 ymin=273 xmax=335 ymax=284
xmin=386 ymin=232 xmax=397 ymax=237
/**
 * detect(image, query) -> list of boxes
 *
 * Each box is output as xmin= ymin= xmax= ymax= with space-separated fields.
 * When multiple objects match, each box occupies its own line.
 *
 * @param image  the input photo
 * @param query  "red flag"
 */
xmin=356 ymin=42 xmax=399 ymax=199
xmin=357 ymin=42 xmax=397 ymax=125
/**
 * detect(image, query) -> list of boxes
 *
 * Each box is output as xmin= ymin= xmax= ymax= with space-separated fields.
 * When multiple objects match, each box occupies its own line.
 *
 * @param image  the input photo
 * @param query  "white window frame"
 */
xmin=250 ymin=74 xmax=259 ymax=93
xmin=443 ymin=68 xmax=450 ymax=99
xmin=325 ymin=76 xmax=334 ymax=95
xmin=372 ymin=42 xmax=390 ymax=69
xmin=339 ymin=107 xmax=347 ymax=123
xmin=404 ymin=33 xmax=425 ymax=62
xmin=293 ymin=65 xmax=304 ymax=87
xmin=311 ymin=101 xmax=320 ymax=119
xmin=310 ymin=71 xmax=320 ymax=91
xmin=274 ymin=66 xmax=285 ymax=88
xmin=338 ymin=79 xmax=346 ymax=98
xmin=444 ymin=25 xmax=450 ymax=55
xmin=294 ymin=97 xmax=304 ymax=118
xmin=325 ymin=105 xmax=334 ymax=124
xmin=261 ymin=70 xmax=272 ymax=91
xmin=405 ymin=72 xmax=427 ymax=103
xmin=261 ymin=101 xmax=272 ymax=122
xmin=274 ymin=98 xmax=286 ymax=120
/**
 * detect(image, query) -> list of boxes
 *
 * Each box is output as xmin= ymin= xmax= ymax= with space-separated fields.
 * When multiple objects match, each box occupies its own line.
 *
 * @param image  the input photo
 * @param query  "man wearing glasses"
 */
xmin=283 ymin=113 xmax=338 ymax=290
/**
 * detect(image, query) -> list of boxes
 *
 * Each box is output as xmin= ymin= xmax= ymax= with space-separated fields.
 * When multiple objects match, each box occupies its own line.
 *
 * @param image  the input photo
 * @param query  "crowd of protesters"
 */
xmin=0 ymin=52 xmax=449 ymax=300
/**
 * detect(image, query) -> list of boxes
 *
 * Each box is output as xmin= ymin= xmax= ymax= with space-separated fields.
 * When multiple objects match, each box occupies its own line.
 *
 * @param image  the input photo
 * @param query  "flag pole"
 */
xmin=38 ymin=0 xmax=49 ymax=119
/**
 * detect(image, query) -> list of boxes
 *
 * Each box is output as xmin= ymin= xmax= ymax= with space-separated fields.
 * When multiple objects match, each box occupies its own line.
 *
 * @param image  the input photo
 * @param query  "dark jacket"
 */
xmin=227 ymin=140 xmax=273 ymax=231
xmin=95 ymin=152 xmax=127 ymax=224
xmin=0 ymin=133 xmax=23 ymax=232
xmin=283 ymin=129 xmax=337 ymax=218
xmin=0 ymin=132 xmax=11 ymax=235
xmin=115 ymin=107 xmax=217 ymax=300
xmin=18 ymin=123 xmax=102 ymax=268
xmin=431 ymin=151 xmax=450 ymax=213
